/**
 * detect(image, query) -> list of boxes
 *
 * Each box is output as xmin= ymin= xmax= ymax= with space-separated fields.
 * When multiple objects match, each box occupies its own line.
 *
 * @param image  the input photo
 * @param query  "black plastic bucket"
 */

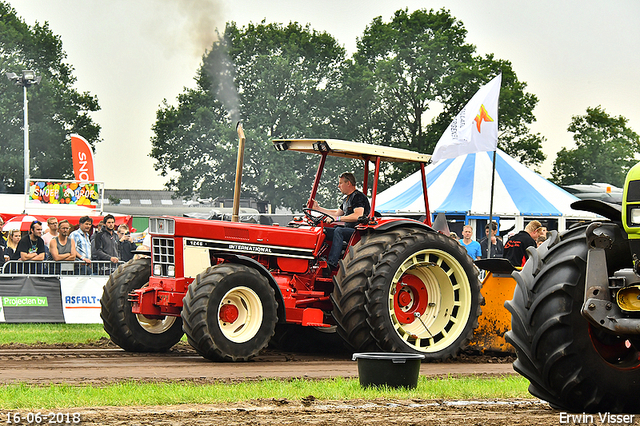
xmin=352 ymin=352 xmax=425 ymax=389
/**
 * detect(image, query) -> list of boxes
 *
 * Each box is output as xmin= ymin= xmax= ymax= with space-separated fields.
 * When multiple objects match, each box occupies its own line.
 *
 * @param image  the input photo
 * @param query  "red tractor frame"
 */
xmin=100 ymin=139 xmax=482 ymax=361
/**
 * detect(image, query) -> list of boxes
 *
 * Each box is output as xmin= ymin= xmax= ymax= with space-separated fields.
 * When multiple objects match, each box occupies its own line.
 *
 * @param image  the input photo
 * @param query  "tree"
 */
xmin=551 ymin=106 xmax=640 ymax=187
xmin=0 ymin=2 xmax=100 ymax=193
xmin=344 ymin=8 xmax=545 ymax=182
xmin=151 ymin=21 xmax=351 ymax=210
xmin=151 ymin=10 xmax=547 ymax=209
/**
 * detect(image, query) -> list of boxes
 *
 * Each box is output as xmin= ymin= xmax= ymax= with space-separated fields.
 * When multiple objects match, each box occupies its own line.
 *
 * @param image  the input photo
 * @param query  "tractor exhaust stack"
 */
xmin=232 ymin=122 xmax=246 ymax=223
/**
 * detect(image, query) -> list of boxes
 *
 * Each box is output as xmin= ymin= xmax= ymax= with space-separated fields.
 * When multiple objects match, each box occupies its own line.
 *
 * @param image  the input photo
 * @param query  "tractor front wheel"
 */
xmin=181 ymin=263 xmax=278 ymax=361
xmin=100 ymin=258 xmax=184 ymax=352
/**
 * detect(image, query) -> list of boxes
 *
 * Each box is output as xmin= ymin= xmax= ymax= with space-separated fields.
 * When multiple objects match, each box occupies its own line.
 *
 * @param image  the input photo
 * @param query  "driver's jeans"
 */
xmin=324 ymin=226 xmax=355 ymax=268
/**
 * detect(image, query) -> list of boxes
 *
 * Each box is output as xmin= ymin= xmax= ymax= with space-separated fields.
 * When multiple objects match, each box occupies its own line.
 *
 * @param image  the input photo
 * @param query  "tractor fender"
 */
xmin=217 ymin=254 xmax=286 ymax=323
xmin=571 ymin=199 xmax=622 ymax=222
xmin=368 ymin=218 xmax=435 ymax=233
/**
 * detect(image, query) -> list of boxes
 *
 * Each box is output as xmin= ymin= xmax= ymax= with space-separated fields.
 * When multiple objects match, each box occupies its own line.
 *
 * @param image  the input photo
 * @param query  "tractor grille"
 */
xmin=149 ymin=217 xmax=175 ymax=235
xmin=152 ymin=237 xmax=175 ymax=277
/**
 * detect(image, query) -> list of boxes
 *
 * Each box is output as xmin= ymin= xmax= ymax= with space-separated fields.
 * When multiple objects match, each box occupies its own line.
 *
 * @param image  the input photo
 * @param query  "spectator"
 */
xmin=504 ymin=220 xmax=543 ymax=267
xmin=311 ymin=172 xmax=371 ymax=272
xmin=16 ymin=221 xmax=46 ymax=273
xmin=117 ymin=224 xmax=137 ymax=262
xmin=2 ymin=230 xmax=21 ymax=273
xmin=459 ymin=224 xmax=482 ymax=260
xmin=17 ymin=221 xmax=45 ymax=260
xmin=70 ymin=216 xmax=92 ymax=262
xmin=70 ymin=216 xmax=93 ymax=274
xmin=0 ymin=216 xmax=6 ymax=250
xmin=537 ymin=234 xmax=547 ymax=247
xmin=539 ymin=227 xmax=548 ymax=239
xmin=90 ymin=219 xmax=103 ymax=259
xmin=91 ymin=220 xmax=104 ymax=242
xmin=93 ymin=214 xmax=120 ymax=264
xmin=449 ymin=231 xmax=459 ymax=240
xmin=42 ymin=217 xmax=59 ymax=246
xmin=49 ymin=220 xmax=77 ymax=261
xmin=480 ymin=221 xmax=504 ymax=258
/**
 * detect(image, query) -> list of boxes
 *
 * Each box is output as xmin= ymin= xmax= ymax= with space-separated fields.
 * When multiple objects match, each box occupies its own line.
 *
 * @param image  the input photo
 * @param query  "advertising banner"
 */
xmin=0 ymin=276 xmax=65 ymax=323
xmin=29 ymin=180 xmax=100 ymax=207
xmin=60 ymin=276 xmax=107 ymax=323
xmin=71 ymin=134 xmax=96 ymax=182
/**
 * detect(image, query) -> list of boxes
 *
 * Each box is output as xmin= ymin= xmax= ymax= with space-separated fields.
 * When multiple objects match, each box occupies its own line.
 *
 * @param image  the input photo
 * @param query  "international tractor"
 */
xmin=100 ymin=135 xmax=483 ymax=362
xmin=504 ymin=165 xmax=640 ymax=413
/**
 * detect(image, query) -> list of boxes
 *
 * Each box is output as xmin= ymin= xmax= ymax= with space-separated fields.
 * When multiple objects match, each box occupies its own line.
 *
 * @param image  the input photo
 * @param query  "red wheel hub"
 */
xmin=393 ymin=274 xmax=429 ymax=325
xmin=219 ymin=304 xmax=239 ymax=324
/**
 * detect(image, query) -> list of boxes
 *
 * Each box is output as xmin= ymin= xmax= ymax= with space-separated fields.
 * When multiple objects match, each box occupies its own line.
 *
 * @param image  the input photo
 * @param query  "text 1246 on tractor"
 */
xmin=100 ymin=136 xmax=483 ymax=362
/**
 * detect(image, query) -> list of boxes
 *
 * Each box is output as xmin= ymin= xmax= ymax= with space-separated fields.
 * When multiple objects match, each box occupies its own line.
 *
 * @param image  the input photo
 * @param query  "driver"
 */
xmin=312 ymin=172 xmax=371 ymax=271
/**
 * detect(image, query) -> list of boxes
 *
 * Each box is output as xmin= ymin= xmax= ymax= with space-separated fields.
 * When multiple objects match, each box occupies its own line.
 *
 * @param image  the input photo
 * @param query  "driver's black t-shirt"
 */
xmin=340 ymin=190 xmax=371 ymax=228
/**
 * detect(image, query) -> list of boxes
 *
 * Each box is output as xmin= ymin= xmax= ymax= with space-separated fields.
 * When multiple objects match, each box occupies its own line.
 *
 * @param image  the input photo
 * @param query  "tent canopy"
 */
xmin=375 ymin=149 xmax=597 ymax=219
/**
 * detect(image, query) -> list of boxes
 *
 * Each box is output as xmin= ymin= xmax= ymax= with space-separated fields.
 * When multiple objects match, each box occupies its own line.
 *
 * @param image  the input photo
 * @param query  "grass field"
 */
xmin=0 ymin=323 xmax=108 ymax=345
xmin=1 ymin=376 xmax=531 ymax=410
xmin=0 ymin=323 xmax=530 ymax=409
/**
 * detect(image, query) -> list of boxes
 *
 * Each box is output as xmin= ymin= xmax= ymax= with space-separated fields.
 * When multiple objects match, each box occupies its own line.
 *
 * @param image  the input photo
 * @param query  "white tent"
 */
xmin=375 ymin=149 xmax=598 ymax=232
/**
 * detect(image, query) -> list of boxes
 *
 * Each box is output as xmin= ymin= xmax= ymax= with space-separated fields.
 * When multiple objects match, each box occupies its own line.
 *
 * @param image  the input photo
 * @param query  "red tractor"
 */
xmin=100 ymin=138 xmax=482 ymax=361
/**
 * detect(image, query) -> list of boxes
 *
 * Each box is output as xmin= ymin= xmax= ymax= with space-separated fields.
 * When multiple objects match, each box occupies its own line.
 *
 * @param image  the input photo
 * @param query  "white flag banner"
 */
xmin=431 ymin=74 xmax=502 ymax=163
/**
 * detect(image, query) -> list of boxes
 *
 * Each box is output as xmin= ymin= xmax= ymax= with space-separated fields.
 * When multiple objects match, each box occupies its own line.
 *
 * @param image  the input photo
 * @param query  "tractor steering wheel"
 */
xmin=302 ymin=208 xmax=332 ymax=226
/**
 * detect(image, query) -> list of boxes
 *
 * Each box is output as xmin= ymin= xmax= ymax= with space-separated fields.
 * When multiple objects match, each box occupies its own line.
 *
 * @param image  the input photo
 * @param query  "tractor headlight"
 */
xmin=631 ymin=208 xmax=640 ymax=225
xmin=167 ymin=265 xmax=175 ymax=277
xmin=154 ymin=264 xmax=162 ymax=276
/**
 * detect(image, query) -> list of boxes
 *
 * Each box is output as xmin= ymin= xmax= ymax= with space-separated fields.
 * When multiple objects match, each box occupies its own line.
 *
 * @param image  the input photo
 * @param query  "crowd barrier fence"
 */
xmin=0 ymin=260 xmax=126 ymax=324
xmin=1 ymin=260 xmax=124 ymax=276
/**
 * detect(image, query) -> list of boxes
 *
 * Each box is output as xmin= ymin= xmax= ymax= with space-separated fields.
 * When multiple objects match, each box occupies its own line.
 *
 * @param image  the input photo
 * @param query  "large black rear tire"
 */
xmin=331 ymin=230 xmax=397 ymax=352
xmin=181 ymin=263 xmax=278 ymax=361
xmin=366 ymin=228 xmax=481 ymax=360
xmin=505 ymin=223 xmax=640 ymax=413
xmin=332 ymin=227 xmax=481 ymax=359
xmin=100 ymin=258 xmax=184 ymax=352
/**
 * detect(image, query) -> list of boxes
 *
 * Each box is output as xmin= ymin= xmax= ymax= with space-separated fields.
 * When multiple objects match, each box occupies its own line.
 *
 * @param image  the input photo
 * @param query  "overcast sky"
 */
xmin=10 ymin=0 xmax=640 ymax=190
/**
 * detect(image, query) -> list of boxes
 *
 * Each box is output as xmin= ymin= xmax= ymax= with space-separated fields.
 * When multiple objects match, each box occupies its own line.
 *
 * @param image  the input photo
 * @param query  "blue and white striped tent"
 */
xmin=375 ymin=149 xmax=597 ymax=231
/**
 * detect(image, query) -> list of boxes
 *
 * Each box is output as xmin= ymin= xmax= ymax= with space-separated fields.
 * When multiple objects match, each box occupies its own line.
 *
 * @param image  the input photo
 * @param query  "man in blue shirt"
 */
xmin=70 ymin=216 xmax=93 ymax=265
xmin=459 ymin=224 xmax=482 ymax=260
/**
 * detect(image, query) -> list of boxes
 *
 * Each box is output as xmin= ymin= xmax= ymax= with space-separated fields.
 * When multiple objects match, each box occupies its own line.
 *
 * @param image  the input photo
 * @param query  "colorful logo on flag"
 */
xmin=431 ymin=74 xmax=502 ymax=163
xmin=474 ymin=104 xmax=494 ymax=133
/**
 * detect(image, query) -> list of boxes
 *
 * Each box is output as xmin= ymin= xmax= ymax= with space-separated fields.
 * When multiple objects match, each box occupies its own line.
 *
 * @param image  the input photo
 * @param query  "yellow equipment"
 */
xmin=468 ymin=258 xmax=517 ymax=353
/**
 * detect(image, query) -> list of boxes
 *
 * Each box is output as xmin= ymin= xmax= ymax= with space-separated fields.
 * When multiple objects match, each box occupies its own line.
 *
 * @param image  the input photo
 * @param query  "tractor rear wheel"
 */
xmin=181 ymin=263 xmax=278 ymax=361
xmin=505 ymin=223 xmax=640 ymax=413
xmin=332 ymin=227 xmax=481 ymax=359
xmin=100 ymin=258 xmax=184 ymax=352
xmin=331 ymin=230 xmax=398 ymax=352
xmin=366 ymin=227 xmax=481 ymax=360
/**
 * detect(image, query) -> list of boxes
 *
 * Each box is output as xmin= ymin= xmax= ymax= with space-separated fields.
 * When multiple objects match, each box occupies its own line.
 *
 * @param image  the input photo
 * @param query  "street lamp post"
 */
xmin=6 ymin=70 xmax=42 ymax=197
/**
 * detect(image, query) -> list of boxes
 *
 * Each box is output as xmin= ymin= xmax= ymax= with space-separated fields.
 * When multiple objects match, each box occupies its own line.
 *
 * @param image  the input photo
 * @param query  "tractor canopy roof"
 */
xmin=272 ymin=139 xmax=431 ymax=164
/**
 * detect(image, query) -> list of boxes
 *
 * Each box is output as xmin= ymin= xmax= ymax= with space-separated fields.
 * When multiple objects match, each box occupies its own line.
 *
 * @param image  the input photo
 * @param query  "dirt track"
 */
xmin=0 ymin=346 xmax=516 ymax=384
xmin=0 ymin=345 xmax=617 ymax=425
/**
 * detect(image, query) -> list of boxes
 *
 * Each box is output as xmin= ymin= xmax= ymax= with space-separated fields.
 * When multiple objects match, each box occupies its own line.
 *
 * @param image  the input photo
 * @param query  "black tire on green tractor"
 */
xmin=100 ymin=257 xmax=184 ymax=352
xmin=505 ymin=223 xmax=640 ymax=413
xmin=181 ymin=263 xmax=278 ymax=361
xmin=332 ymin=227 xmax=482 ymax=360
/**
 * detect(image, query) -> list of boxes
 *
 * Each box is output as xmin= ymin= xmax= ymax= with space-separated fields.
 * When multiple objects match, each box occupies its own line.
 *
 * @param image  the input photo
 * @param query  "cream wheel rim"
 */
xmin=387 ymin=248 xmax=472 ymax=353
xmin=136 ymin=313 xmax=177 ymax=334
xmin=218 ymin=286 xmax=264 ymax=343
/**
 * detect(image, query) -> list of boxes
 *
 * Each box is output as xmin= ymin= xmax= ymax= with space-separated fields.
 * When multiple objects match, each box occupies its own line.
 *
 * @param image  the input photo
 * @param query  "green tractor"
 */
xmin=506 ymin=164 xmax=640 ymax=413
